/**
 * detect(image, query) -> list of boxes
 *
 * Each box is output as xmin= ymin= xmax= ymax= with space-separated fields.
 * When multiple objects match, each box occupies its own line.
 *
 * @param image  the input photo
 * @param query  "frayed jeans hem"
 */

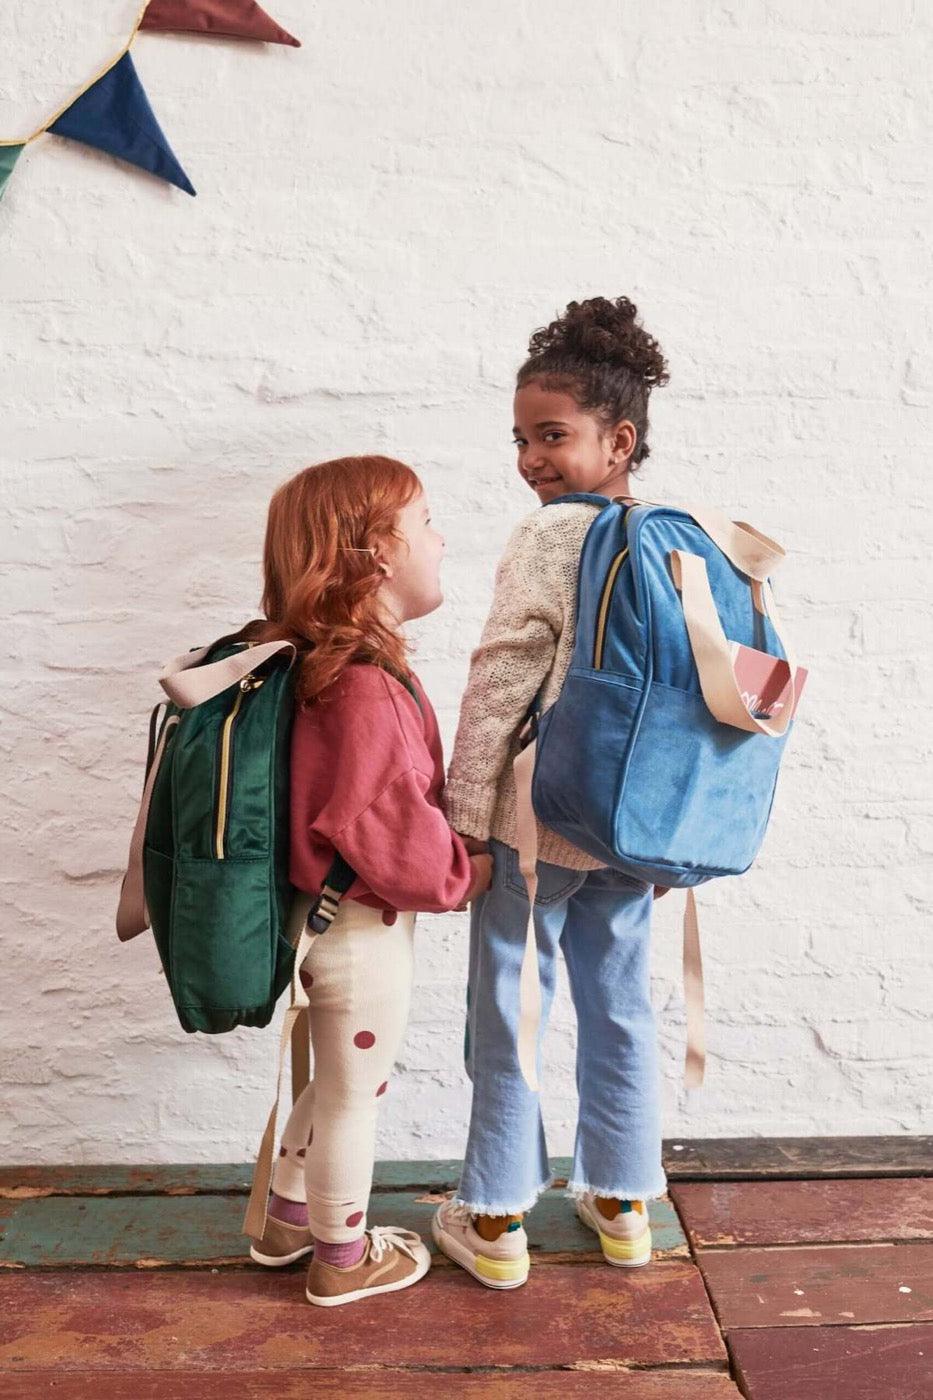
xmin=453 ymin=1176 xmax=553 ymax=1216
xmin=565 ymin=1178 xmax=668 ymax=1202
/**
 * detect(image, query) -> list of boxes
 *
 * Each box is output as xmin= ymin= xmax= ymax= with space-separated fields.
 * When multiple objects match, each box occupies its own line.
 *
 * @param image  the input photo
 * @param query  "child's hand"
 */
xmin=457 ymin=853 xmax=493 ymax=909
xmin=459 ymin=833 xmax=490 ymax=856
xmin=653 ymin=885 xmax=671 ymax=899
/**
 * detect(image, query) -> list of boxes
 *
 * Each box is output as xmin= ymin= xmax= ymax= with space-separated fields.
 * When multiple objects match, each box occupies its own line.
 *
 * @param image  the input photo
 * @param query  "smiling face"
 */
xmin=512 ymin=380 xmax=637 ymax=504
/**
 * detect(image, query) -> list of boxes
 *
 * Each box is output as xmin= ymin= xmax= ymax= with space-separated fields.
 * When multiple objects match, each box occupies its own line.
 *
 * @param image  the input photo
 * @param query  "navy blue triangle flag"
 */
xmin=49 ymin=52 xmax=195 ymax=196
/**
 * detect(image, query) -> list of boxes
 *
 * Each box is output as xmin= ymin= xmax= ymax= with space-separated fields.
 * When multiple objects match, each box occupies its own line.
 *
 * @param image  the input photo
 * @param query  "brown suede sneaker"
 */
xmin=305 ymin=1226 xmax=431 ymax=1307
xmin=248 ymin=1212 xmax=314 ymax=1268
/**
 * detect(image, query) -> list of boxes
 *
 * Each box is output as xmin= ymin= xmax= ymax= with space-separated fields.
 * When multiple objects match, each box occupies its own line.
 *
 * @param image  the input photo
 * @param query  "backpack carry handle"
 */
xmin=160 ymin=639 xmax=297 ymax=708
xmin=615 ymin=497 xmax=787 ymax=583
xmin=671 ymin=549 xmax=796 ymax=738
xmin=682 ymin=508 xmax=785 ymax=583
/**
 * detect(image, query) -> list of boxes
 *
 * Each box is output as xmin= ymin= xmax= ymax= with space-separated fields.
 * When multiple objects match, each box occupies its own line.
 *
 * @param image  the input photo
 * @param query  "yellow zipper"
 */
xmin=593 ymin=548 xmax=629 ymax=669
xmin=214 ymin=675 xmax=265 ymax=859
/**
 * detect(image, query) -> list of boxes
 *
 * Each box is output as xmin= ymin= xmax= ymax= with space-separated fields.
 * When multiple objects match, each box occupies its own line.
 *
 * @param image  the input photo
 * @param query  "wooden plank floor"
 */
xmin=3 ymin=1138 xmax=929 ymax=1199
xmin=1 ymin=1144 xmax=930 ymax=1396
xmin=671 ymin=1169 xmax=933 ymax=1398
xmin=0 ymin=1191 xmax=687 ymax=1269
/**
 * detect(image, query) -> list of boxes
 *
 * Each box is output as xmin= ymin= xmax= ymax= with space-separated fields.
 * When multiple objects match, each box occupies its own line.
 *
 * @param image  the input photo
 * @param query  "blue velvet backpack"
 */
xmin=512 ymin=495 xmax=801 ymax=1091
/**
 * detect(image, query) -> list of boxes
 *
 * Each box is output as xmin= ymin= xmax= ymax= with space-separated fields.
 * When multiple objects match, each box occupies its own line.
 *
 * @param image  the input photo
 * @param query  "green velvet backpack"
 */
xmin=115 ymin=633 xmax=354 ymax=1034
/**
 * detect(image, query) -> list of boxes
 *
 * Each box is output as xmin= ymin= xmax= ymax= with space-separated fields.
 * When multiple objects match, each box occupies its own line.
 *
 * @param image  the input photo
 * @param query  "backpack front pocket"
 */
xmin=170 ymin=856 xmax=275 ymax=1031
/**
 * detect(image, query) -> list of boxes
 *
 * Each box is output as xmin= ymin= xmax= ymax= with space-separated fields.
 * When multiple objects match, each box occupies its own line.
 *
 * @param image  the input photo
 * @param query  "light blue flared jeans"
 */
xmin=455 ymin=840 xmax=666 ymax=1214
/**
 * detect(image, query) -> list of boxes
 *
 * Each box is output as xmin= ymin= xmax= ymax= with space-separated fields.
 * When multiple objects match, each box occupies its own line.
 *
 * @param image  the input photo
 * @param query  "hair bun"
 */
xmin=528 ymin=296 xmax=669 ymax=389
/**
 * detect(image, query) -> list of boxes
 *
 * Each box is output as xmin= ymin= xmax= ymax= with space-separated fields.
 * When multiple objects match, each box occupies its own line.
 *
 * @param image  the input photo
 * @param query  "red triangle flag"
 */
xmin=141 ymin=0 xmax=300 ymax=46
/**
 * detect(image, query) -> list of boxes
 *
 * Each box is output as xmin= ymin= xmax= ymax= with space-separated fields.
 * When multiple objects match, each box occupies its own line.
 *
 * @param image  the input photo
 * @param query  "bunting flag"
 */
xmin=49 ymin=52 xmax=196 ymax=196
xmin=0 ymin=0 xmax=300 ymax=204
xmin=0 ymin=144 xmax=25 ymax=201
xmin=141 ymin=0 xmax=300 ymax=46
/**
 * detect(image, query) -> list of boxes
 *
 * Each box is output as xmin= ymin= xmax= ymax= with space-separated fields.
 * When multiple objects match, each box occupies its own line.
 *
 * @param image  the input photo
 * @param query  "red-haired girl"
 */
xmin=245 ymin=456 xmax=491 ymax=1307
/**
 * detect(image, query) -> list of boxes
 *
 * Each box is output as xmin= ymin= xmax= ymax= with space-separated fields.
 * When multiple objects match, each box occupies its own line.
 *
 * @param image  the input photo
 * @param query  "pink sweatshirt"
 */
xmin=289 ymin=663 xmax=473 ymax=914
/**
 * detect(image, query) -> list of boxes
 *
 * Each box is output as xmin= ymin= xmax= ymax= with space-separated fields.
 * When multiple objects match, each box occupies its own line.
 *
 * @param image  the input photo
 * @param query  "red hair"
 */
xmin=243 ymin=456 xmax=421 ymax=704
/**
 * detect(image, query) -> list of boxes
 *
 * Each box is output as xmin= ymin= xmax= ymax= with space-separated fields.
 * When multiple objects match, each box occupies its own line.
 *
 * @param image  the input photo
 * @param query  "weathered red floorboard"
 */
xmin=1 ymin=1368 xmax=743 ymax=1399
xmin=729 ymin=1322 xmax=933 ymax=1400
xmin=698 ymin=1242 xmax=933 ymax=1329
xmin=0 ymin=1262 xmax=726 ymax=1372
xmin=671 ymin=1178 xmax=933 ymax=1247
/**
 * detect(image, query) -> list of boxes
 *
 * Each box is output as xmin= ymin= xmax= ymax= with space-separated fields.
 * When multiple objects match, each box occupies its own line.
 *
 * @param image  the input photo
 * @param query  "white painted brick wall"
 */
xmin=1 ymin=1 xmax=930 ymax=1165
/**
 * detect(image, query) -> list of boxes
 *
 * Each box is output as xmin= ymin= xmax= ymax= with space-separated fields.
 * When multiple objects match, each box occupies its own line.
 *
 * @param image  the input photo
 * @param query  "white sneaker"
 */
xmin=576 ymin=1193 xmax=652 ymax=1267
xmin=432 ymin=1198 xmax=530 ymax=1290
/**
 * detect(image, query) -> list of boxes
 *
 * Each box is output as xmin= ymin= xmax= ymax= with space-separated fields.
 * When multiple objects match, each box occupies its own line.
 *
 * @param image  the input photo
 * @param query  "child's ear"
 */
xmin=371 ymin=546 xmax=392 ymax=578
xmin=611 ymin=419 xmax=638 ymax=462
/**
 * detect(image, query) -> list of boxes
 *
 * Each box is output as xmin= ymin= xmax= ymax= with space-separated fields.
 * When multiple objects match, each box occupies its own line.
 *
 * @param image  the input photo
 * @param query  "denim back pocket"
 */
xmin=503 ymin=844 xmax=587 ymax=907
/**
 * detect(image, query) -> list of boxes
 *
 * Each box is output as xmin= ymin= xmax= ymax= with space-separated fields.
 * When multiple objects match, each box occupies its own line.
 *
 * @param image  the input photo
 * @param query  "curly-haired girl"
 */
xmin=244 ymin=456 xmax=492 ymax=1306
xmin=432 ymin=297 xmax=671 ymax=1289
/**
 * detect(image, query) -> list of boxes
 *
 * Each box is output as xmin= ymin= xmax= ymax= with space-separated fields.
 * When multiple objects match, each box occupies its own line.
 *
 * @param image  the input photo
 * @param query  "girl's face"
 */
xmin=376 ymin=489 xmax=446 ymax=623
xmin=512 ymin=381 xmax=636 ymax=505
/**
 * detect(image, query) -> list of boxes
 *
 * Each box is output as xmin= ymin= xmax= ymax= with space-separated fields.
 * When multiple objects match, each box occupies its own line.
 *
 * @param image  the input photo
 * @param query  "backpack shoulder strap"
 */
xmin=116 ymin=705 xmax=179 ymax=941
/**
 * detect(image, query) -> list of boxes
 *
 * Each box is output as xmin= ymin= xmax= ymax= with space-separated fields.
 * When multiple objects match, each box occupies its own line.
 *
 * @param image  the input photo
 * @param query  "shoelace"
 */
xmin=367 ymin=1225 xmax=421 ymax=1264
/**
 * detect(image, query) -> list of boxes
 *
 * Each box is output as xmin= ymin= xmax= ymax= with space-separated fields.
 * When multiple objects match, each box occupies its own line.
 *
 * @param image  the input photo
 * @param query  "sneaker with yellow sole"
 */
xmin=575 ymin=1193 xmax=652 ymax=1267
xmin=305 ymin=1226 xmax=431 ymax=1307
xmin=431 ymin=1199 xmax=530 ymax=1290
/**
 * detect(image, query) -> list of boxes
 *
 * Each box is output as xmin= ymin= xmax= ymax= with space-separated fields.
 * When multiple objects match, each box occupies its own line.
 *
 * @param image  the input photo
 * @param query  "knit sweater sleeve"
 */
xmin=444 ymin=510 xmax=567 ymax=839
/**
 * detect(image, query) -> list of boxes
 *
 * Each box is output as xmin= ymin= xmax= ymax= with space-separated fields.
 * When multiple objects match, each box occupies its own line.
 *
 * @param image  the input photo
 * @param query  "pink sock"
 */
xmin=313 ymin=1235 xmax=366 ymax=1267
xmin=269 ymin=1192 xmax=309 ymax=1226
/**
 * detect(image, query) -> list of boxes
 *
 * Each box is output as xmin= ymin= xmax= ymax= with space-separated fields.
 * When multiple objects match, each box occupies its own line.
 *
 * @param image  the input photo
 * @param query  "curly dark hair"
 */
xmin=516 ymin=296 xmax=670 ymax=467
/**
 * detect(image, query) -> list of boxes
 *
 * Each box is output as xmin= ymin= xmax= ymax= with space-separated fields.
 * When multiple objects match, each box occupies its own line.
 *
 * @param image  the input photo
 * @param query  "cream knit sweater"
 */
xmin=444 ymin=501 xmax=605 ymax=871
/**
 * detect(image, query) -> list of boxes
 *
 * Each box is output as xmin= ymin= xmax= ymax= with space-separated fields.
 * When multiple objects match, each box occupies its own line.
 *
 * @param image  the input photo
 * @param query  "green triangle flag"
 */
xmin=0 ymin=144 xmax=25 ymax=201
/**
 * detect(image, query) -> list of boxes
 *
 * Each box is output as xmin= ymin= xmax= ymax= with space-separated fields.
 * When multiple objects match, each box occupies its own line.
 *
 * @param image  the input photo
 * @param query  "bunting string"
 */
xmin=2 ymin=2 xmax=150 ymax=148
xmin=0 ymin=0 xmax=300 ymax=201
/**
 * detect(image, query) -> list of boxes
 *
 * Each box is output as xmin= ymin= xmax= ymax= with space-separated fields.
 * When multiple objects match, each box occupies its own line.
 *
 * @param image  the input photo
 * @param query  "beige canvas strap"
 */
xmin=115 ymin=714 xmax=179 ymax=940
xmin=683 ymin=508 xmax=785 ymax=583
xmin=615 ymin=497 xmax=786 ymax=584
xmin=243 ymin=894 xmax=315 ymax=1241
xmin=671 ymin=551 xmax=796 ymax=738
xmin=291 ymin=1007 xmax=311 ymax=1105
xmin=512 ymin=738 xmax=542 ymax=1093
xmin=683 ymin=888 xmax=705 ymax=1088
xmin=159 ymin=639 xmax=296 ymax=708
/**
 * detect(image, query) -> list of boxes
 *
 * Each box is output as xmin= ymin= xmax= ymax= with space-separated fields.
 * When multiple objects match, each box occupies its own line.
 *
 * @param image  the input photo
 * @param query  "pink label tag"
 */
xmin=729 ymin=641 xmax=808 ymax=721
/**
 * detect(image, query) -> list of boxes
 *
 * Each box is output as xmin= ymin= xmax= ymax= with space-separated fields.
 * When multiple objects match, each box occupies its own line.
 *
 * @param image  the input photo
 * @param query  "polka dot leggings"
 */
xmin=271 ymin=899 xmax=416 ymax=1243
